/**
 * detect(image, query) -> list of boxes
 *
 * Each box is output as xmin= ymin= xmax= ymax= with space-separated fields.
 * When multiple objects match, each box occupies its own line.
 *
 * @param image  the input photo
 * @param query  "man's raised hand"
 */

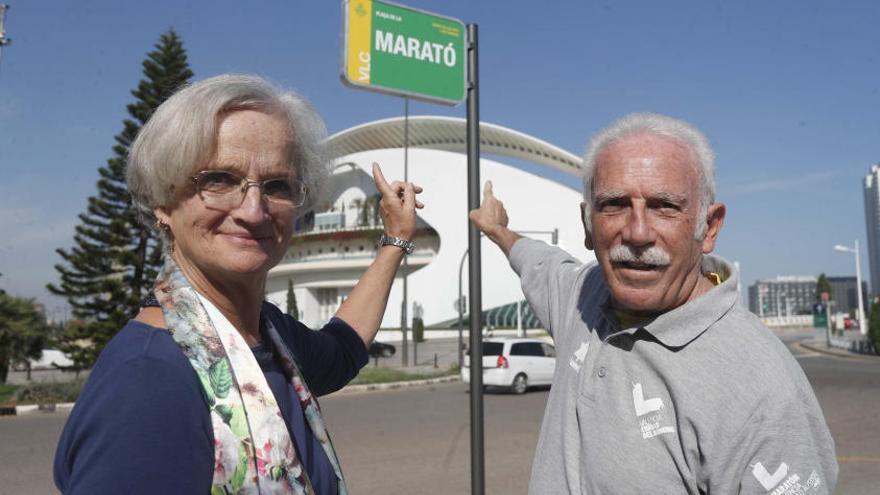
xmin=468 ymin=180 xmax=521 ymax=255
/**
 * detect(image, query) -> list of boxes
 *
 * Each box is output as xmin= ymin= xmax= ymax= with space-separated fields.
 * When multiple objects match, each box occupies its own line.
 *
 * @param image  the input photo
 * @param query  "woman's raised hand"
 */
xmin=372 ymin=162 xmax=423 ymax=240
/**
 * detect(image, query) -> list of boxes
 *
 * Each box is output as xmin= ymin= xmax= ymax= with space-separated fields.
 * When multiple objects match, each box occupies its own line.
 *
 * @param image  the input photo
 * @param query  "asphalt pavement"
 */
xmin=2 ymin=327 xmax=878 ymax=494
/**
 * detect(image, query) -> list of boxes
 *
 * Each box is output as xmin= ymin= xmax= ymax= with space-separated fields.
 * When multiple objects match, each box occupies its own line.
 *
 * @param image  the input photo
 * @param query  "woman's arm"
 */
xmin=335 ymin=163 xmax=422 ymax=346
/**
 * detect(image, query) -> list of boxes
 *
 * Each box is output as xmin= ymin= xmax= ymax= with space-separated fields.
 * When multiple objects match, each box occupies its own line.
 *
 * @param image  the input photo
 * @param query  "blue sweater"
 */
xmin=54 ymin=306 xmax=368 ymax=494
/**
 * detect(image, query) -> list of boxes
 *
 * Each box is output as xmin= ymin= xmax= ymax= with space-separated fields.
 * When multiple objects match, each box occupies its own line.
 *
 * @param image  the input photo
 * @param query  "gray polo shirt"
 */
xmin=510 ymin=239 xmax=837 ymax=494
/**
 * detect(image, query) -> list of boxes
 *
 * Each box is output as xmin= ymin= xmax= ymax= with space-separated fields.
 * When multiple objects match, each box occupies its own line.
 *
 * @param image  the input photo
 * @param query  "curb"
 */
xmin=330 ymin=375 xmax=461 ymax=395
xmin=3 ymin=377 xmax=461 ymax=416
xmin=797 ymin=340 xmax=880 ymax=362
xmin=0 ymin=402 xmax=75 ymax=417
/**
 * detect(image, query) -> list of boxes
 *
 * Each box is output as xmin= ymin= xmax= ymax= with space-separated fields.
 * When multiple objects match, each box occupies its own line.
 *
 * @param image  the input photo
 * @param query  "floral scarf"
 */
xmin=154 ymin=256 xmax=348 ymax=494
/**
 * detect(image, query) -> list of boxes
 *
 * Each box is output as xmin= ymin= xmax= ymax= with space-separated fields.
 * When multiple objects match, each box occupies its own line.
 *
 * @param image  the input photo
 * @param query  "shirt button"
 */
xmin=597 ymin=367 xmax=606 ymax=378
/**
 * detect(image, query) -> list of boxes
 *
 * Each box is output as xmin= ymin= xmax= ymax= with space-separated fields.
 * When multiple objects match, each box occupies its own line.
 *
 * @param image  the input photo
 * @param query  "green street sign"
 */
xmin=812 ymin=303 xmax=827 ymax=328
xmin=341 ymin=0 xmax=466 ymax=106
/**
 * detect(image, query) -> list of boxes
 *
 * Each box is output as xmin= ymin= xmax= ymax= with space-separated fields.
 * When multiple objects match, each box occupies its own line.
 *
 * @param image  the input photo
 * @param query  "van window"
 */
xmin=511 ymin=342 xmax=543 ymax=356
xmin=467 ymin=342 xmax=504 ymax=356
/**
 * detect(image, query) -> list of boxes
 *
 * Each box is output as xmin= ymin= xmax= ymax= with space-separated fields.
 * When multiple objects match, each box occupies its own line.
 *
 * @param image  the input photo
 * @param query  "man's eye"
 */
xmin=598 ymin=201 xmax=625 ymax=212
xmin=657 ymin=202 xmax=681 ymax=213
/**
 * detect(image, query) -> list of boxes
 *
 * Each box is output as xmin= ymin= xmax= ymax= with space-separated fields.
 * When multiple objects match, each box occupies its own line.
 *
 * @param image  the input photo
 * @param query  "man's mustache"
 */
xmin=609 ymin=244 xmax=671 ymax=267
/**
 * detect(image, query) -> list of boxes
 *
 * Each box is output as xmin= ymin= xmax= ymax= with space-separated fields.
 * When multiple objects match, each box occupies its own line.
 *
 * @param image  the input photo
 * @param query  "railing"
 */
xmin=279 ymin=249 xmax=435 ymax=264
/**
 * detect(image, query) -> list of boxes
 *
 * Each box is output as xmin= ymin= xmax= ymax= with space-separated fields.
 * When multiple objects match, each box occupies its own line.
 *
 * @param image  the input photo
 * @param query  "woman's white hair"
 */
xmin=581 ymin=112 xmax=716 ymax=240
xmin=127 ymin=73 xmax=329 ymax=238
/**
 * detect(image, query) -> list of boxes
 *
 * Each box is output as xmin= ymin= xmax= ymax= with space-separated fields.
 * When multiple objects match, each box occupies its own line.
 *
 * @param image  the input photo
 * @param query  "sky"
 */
xmin=1 ymin=0 xmax=878 ymax=320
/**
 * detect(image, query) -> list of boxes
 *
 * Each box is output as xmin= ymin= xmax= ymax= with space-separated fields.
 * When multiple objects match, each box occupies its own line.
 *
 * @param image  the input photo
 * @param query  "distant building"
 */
xmin=264 ymin=116 xmax=593 ymax=329
xmin=748 ymin=276 xmax=816 ymax=317
xmin=826 ymin=276 xmax=869 ymax=316
xmin=862 ymin=164 xmax=880 ymax=297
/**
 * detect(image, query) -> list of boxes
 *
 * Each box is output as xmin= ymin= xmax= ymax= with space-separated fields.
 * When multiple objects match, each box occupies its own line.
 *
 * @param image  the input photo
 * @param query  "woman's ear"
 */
xmin=154 ymin=207 xmax=171 ymax=227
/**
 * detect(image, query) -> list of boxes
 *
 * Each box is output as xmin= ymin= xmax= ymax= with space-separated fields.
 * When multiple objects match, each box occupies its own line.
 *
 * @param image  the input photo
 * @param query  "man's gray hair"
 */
xmin=581 ymin=112 xmax=716 ymax=240
xmin=127 ymin=73 xmax=329 ymax=234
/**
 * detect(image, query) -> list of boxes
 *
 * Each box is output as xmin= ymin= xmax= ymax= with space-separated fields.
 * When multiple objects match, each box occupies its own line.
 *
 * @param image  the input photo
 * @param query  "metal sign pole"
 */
xmin=466 ymin=22 xmax=484 ymax=495
xmin=401 ymin=97 xmax=410 ymax=366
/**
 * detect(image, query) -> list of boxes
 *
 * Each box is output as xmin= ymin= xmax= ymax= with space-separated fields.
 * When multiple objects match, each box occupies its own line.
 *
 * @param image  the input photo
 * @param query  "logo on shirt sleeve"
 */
xmin=569 ymin=341 xmax=589 ymax=372
xmin=632 ymin=382 xmax=675 ymax=439
xmin=750 ymin=460 xmax=822 ymax=494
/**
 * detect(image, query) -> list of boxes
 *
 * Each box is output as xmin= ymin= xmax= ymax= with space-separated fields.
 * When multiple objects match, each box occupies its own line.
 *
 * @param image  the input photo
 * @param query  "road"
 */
xmin=1 ymin=330 xmax=878 ymax=494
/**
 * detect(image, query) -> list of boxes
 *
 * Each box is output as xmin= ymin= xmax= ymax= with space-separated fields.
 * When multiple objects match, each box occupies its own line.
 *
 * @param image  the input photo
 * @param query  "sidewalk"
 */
xmin=798 ymin=338 xmax=880 ymax=362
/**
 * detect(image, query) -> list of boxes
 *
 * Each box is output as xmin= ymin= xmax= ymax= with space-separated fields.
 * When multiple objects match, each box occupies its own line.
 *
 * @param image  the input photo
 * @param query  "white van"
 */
xmin=461 ymin=338 xmax=556 ymax=394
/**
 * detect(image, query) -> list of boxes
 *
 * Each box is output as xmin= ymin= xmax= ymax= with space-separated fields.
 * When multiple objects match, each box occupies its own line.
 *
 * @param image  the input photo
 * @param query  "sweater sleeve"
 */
xmin=268 ymin=307 xmax=369 ymax=397
xmin=54 ymin=334 xmax=214 ymax=494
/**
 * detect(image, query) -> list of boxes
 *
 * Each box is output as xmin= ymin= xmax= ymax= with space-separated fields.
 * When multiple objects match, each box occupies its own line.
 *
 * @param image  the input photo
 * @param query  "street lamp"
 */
xmin=833 ymin=241 xmax=867 ymax=336
xmin=0 ymin=4 xmax=12 ymax=71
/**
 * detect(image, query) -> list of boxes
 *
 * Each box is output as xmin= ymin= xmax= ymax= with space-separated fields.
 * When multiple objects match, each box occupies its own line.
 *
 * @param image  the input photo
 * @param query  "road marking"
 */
xmin=838 ymin=456 xmax=880 ymax=463
xmin=794 ymin=352 xmax=821 ymax=359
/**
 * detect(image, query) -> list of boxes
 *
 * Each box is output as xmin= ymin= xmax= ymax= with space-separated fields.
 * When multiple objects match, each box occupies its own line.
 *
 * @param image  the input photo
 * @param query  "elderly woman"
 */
xmin=54 ymin=74 xmax=421 ymax=494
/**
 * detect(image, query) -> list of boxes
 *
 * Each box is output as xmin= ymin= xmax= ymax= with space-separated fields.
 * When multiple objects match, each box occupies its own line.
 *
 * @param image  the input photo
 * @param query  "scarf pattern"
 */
xmin=154 ymin=256 xmax=347 ymax=494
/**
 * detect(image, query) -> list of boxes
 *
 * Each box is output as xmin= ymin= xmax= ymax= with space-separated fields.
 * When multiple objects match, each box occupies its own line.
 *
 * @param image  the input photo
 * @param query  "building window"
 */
xmin=316 ymin=288 xmax=339 ymax=322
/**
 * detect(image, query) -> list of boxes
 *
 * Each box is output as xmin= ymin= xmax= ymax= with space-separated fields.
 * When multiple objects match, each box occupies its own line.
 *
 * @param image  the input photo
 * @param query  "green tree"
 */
xmin=369 ymin=193 xmax=382 ymax=226
xmin=816 ymin=273 xmax=833 ymax=302
xmin=0 ymin=291 xmax=49 ymax=384
xmin=47 ymin=30 xmax=193 ymax=368
xmin=869 ymin=299 xmax=880 ymax=354
xmin=286 ymin=279 xmax=300 ymax=319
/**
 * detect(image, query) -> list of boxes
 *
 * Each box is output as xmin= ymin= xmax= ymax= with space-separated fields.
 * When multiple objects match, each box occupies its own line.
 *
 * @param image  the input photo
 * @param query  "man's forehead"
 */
xmin=592 ymin=133 xmax=699 ymax=197
xmin=598 ymin=132 xmax=695 ymax=164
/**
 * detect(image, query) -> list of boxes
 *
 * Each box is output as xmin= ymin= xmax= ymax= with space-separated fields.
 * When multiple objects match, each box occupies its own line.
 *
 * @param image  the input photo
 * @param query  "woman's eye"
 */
xmin=201 ymin=172 xmax=239 ymax=190
xmin=263 ymin=179 xmax=293 ymax=199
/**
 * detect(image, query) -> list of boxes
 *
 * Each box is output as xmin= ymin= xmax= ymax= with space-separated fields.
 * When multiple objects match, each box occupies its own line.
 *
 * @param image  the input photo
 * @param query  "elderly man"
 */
xmin=469 ymin=113 xmax=837 ymax=494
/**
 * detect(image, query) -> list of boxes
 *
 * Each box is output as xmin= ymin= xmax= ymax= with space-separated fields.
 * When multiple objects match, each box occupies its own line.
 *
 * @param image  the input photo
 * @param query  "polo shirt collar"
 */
xmin=599 ymin=255 xmax=739 ymax=348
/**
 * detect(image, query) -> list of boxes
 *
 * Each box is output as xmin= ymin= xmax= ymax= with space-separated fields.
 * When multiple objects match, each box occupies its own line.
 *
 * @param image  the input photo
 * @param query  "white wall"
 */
xmin=338 ymin=148 xmax=593 ymax=327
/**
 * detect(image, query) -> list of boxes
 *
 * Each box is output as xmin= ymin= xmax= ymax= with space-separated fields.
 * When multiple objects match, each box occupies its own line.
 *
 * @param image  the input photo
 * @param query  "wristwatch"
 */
xmin=379 ymin=234 xmax=415 ymax=255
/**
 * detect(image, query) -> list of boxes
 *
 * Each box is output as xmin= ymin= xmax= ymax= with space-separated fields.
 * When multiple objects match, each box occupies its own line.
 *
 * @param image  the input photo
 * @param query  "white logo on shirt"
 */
xmin=568 ymin=341 xmax=589 ymax=371
xmin=751 ymin=461 xmax=822 ymax=495
xmin=632 ymin=382 xmax=676 ymax=439
xmin=632 ymin=383 xmax=663 ymax=416
xmin=752 ymin=462 xmax=788 ymax=490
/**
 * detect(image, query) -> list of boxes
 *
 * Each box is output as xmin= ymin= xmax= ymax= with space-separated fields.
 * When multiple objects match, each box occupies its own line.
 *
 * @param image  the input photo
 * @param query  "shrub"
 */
xmin=14 ymin=379 xmax=85 ymax=404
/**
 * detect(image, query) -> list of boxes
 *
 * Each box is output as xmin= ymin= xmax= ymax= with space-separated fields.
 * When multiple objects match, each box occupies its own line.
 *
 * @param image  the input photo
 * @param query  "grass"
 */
xmin=349 ymin=366 xmax=456 ymax=386
xmin=1 ymin=367 xmax=455 ymax=405
xmin=0 ymin=384 xmax=19 ymax=404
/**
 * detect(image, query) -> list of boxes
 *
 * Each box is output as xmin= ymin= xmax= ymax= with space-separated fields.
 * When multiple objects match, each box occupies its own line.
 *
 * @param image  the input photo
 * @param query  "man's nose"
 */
xmin=621 ymin=205 xmax=656 ymax=246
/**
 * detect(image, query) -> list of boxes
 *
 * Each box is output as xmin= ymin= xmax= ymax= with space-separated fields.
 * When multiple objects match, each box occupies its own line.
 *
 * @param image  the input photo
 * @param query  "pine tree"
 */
xmin=816 ymin=273 xmax=833 ymax=302
xmin=0 ymin=290 xmax=48 ymax=384
xmin=869 ymin=300 xmax=880 ymax=354
xmin=47 ymin=30 xmax=193 ymax=368
xmin=286 ymin=279 xmax=300 ymax=319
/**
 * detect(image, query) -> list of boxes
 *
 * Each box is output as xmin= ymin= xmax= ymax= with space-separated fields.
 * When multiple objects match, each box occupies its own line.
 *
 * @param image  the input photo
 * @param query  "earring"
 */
xmin=155 ymin=219 xmax=174 ymax=253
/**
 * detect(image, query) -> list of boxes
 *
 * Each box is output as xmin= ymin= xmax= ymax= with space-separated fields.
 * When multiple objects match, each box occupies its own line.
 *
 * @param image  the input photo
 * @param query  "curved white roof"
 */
xmin=326 ymin=116 xmax=583 ymax=176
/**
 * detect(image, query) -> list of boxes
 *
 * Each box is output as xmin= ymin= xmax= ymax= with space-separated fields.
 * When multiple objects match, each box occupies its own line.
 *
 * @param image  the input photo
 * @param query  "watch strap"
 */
xmin=379 ymin=234 xmax=415 ymax=255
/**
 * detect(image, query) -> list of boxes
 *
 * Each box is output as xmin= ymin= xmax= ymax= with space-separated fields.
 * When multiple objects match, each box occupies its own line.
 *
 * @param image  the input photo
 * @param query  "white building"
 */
xmin=266 ymin=116 xmax=593 ymax=329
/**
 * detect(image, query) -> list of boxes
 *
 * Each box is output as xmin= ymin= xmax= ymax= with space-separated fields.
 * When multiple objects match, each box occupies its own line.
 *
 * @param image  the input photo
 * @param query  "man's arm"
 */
xmin=468 ymin=180 xmax=523 ymax=256
xmin=711 ymin=387 xmax=838 ymax=494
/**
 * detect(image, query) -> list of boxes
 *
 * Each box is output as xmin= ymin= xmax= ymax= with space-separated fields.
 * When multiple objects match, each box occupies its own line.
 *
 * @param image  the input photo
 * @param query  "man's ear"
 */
xmin=580 ymin=202 xmax=594 ymax=251
xmin=701 ymin=203 xmax=726 ymax=254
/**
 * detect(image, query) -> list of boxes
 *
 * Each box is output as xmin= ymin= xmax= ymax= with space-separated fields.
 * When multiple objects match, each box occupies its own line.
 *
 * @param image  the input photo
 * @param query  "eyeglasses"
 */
xmin=190 ymin=170 xmax=308 ymax=210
